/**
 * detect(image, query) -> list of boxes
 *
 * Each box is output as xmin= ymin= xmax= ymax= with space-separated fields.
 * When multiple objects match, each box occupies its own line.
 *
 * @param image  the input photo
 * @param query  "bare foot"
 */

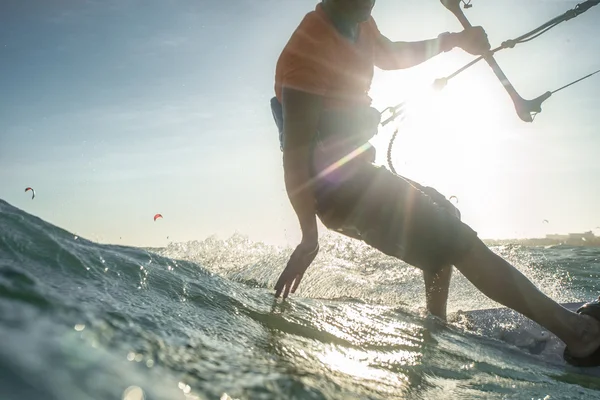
xmin=565 ymin=315 xmax=600 ymax=358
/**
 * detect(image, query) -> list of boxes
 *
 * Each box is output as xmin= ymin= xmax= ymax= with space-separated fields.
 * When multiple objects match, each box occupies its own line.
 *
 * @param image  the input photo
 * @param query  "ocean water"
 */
xmin=1 ymin=198 xmax=599 ymax=400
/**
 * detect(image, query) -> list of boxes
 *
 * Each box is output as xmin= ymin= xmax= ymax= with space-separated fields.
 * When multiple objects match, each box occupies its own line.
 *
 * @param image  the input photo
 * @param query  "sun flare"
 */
xmin=367 ymin=57 xmax=532 ymax=236
xmin=370 ymin=62 xmax=512 ymax=180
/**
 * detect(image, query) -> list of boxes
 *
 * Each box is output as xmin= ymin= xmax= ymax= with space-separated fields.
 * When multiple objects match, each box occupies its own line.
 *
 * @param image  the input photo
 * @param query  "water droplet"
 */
xmin=74 ymin=324 xmax=85 ymax=331
xmin=127 ymin=352 xmax=136 ymax=361
xmin=122 ymin=386 xmax=145 ymax=400
xmin=145 ymin=359 xmax=154 ymax=368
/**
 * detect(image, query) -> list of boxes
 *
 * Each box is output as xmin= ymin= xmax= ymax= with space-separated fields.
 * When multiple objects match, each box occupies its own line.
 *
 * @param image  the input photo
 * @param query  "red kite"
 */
xmin=25 ymin=187 xmax=35 ymax=199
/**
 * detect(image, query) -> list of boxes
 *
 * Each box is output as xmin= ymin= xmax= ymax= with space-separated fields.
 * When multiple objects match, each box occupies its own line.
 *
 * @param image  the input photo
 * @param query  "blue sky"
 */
xmin=1 ymin=0 xmax=599 ymax=247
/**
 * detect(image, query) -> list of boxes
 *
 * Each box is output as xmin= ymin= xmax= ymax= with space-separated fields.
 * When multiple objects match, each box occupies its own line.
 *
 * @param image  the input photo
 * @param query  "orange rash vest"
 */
xmin=274 ymin=3 xmax=400 ymax=111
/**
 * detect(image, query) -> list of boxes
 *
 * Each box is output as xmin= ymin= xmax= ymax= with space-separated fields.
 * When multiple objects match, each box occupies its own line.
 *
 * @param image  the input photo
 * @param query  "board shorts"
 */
xmin=271 ymin=97 xmax=479 ymax=273
xmin=312 ymin=156 xmax=478 ymax=272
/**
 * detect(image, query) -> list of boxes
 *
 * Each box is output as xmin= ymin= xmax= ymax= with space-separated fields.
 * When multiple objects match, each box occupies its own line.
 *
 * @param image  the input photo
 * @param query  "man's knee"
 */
xmin=452 ymin=236 xmax=487 ymax=267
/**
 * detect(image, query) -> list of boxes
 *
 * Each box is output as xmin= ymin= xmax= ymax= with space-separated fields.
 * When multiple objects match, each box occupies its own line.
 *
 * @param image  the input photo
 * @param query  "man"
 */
xmin=271 ymin=0 xmax=600 ymax=366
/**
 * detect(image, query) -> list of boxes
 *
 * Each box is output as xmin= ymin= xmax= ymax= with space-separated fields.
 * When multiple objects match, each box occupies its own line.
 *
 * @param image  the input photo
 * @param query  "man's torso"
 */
xmin=274 ymin=3 xmax=383 ymax=110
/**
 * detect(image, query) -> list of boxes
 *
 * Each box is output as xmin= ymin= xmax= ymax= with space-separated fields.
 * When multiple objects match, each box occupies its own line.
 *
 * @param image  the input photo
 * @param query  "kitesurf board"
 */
xmin=453 ymin=302 xmax=600 ymax=377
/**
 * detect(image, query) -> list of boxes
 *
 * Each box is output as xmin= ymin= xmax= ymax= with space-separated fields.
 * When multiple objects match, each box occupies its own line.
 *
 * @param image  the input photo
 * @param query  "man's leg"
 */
xmin=317 ymin=164 xmax=600 ymax=360
xmin=455 ymin=239 xmax=600 ymax=358
xmin=423 ymin=265 xmax=452 ymax=320
xmin=368 ymin=168 xmax=600 ymax=359
xmin=408 ymin=182 xmax=456 ymax=320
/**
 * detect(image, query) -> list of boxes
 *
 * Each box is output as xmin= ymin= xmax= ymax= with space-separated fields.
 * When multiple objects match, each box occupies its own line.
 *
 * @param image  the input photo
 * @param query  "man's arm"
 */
xmin=375 ymin=32 xmax=461 ymax=70
xmin=281 ymin=87 xmax=323 ymax=246
xmin=374 ymin=25 xmax=490 ymax=71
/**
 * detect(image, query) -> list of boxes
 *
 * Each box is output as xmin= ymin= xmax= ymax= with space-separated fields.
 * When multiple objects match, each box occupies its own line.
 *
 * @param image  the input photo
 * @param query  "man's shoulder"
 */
xmin=297 ymin=7 xmax=328 ymax=30
xmin=284 ymin=8 xmax=334 ymax=52
xmin=363 ymin=16 xmax=382 ymax=38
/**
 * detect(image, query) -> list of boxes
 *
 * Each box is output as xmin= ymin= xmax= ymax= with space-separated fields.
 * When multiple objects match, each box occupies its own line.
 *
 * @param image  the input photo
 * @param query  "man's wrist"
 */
xmin=438 ymin=31 xmax=460 ymax=52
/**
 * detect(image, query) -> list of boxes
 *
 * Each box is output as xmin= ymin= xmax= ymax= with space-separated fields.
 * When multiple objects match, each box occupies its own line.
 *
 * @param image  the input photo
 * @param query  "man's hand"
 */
xmin=455 ymin=26 xmax=491 ymax=56
xmin=274 ymin=238 xmax=319 ymax=299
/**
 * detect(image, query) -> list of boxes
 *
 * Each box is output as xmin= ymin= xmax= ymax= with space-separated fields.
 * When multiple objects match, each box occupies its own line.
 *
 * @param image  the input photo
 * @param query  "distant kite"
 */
xmin=153 ymin=214 xmax=163 ymax=222
xmin=25 ymin=187 xmax=35 ymax=199
xmin=449 ymin=195 xmax=458 ymax=204
xmin=543 ymin=219 xmax=549 ymax=224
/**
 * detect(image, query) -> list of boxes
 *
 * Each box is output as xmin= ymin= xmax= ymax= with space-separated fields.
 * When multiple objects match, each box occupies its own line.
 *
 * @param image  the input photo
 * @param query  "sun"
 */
xmin=368 ymin=57 xmax=517 ymax=187
xmin=366 ymin=57 xmax=533 ymax=238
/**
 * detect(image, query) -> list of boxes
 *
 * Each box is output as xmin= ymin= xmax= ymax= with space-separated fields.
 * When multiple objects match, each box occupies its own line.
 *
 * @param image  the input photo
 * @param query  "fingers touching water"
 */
xmin=274 ymin=242 xmax=319 ymax=299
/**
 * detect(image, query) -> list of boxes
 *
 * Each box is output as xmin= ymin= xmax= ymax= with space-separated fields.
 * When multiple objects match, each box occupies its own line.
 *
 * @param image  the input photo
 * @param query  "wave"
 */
xmin=1 ymin=198 xmax=599 ymax=399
